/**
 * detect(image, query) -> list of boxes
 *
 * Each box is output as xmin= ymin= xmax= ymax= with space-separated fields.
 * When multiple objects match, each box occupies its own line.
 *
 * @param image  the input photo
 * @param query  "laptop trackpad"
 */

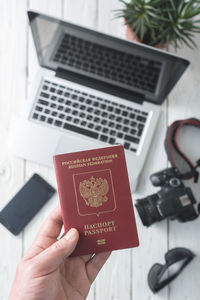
xmin=55 ymin=135 xmax=102 ymax=155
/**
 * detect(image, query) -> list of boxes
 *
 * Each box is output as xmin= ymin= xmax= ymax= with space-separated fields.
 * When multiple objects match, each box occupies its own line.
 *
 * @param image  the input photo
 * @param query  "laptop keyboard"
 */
xmin=31 ymin=79 xmax=149 ymax=153
xmin=52 ymin=33 xmax=162 ymax=94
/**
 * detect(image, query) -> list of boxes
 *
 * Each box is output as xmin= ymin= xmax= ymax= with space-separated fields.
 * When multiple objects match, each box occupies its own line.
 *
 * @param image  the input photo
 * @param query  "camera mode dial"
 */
xmin=169 ymin=177 xmax=181 ymax=187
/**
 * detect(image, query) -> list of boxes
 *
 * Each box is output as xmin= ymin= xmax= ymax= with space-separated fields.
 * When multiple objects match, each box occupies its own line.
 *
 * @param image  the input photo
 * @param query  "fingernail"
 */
xmin=64 ymin=228 xmax=76 ymax=241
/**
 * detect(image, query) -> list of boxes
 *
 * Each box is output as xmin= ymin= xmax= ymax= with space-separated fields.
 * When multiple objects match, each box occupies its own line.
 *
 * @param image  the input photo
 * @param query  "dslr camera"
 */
xmin=135 ymin=167 xmax=199 ymax=227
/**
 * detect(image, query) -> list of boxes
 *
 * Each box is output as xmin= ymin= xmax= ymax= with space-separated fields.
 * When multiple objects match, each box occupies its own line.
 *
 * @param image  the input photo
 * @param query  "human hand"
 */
xmin=9 ymin=206 xmax=111 ymax=300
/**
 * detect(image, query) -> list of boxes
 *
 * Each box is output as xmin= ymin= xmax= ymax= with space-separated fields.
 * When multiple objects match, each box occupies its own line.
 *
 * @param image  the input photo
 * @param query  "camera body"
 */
xmin=135 ymin=167 xmax=198 ymax=227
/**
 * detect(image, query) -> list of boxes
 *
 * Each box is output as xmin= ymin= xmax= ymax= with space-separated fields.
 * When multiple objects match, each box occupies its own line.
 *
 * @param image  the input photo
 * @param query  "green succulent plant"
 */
xmin=116 ymin=0 xmax=200 ymax=48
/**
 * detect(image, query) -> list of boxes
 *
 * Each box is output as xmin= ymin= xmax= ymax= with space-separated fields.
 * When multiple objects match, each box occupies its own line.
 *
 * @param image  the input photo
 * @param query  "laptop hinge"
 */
xmin=56 ymin=68 xmax=144 ymax=105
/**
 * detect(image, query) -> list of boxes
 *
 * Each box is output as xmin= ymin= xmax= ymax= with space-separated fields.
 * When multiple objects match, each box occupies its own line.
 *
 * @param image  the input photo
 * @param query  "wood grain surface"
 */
xmin=0 ymin=1 xmax=199 ymax=299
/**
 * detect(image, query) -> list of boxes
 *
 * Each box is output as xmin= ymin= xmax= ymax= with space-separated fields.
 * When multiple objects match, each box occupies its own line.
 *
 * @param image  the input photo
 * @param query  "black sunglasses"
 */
xmin=148 ymin=247 xmax=195 ymax=293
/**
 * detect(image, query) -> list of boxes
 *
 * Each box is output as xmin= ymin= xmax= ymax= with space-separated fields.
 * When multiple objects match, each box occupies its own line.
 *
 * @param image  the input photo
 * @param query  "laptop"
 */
xmin=11 ymin=10 xmax=189 ymax=192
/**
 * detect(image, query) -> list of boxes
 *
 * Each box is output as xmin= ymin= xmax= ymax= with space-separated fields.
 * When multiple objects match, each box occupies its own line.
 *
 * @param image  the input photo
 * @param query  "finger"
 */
xmin=34 ymin=228 xmax=79 ymax=274
xmin=86 ymin=251 xmax=111 ymax=283
xmin=80 ymin=254 xmax=93 ymax=263
xmin=24 ymin=206 xmax=63 ymax=260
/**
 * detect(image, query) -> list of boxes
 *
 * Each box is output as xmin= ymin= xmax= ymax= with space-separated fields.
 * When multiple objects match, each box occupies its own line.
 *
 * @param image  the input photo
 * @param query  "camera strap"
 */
xmin=164 ymin=118 xmax=200 ymax=182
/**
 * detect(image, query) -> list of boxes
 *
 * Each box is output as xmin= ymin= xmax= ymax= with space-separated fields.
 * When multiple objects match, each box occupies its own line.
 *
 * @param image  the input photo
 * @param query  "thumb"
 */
xmin=34 ymin=228 xmax=79 ymax=274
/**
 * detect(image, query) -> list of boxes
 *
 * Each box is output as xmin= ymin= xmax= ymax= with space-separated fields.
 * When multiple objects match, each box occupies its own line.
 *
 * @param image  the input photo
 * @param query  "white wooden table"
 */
xmin=0 ymin=1 xmax=200 ymax=299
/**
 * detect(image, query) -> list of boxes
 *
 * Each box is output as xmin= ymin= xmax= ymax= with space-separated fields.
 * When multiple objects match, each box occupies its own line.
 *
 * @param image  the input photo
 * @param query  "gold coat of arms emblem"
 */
xmin=79 ymin=176 xmax=109 ymax=208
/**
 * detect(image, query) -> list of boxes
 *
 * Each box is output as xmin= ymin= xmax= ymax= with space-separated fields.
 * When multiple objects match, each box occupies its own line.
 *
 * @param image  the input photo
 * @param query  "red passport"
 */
xmin=53 ymin=145 xmax=139 ymax=256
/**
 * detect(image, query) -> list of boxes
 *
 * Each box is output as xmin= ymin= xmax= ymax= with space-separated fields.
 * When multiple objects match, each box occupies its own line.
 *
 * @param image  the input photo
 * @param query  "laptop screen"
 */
xmin=28 ymin=11 xmax=189 ymax=105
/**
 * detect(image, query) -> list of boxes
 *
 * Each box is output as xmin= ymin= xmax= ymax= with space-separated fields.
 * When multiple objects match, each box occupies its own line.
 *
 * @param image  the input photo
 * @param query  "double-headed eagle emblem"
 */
xmin=79 ymin=176 xmax=109 ymax=208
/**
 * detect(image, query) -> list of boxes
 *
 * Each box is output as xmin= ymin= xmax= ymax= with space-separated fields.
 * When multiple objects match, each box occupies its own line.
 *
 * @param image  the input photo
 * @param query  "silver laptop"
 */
xmin=11 ymin=10 xmax=189 ymax=192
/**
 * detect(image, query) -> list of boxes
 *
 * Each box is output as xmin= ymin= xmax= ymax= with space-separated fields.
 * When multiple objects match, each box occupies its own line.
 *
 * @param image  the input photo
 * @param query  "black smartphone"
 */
xmin=0 ymin=173 xmax=56 ymax=235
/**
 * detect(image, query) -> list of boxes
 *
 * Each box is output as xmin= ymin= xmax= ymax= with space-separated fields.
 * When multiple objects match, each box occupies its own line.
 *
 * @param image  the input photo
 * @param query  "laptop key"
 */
xmin=66 ymin=100 xmax=72 ymax=105
xmin=58 ymin=98 xmax=64 ymax=103
xmin=88 ymin=123 xmax=94 ymax=129
xmin=123 ymin=126 xmax=129 ymax=132
xmin=55 ymin=120 xmax=62 ymax=127
xmin=71 ymin=94 xmax=78 ymax=100
xmin=86 ymin=98 xmax=92 ymax=104
xmin=35 ymin=106 xmax=43 ymax=112
xmin=123 ymin=118 xmax=130 ymax=125
xmin=42 ymin=85 xmax=48 ymax=90
xmin=78 ymin=96 xmax=85 ymax=102
xmin=109 ymin=137 xmax=116 ymax=144
xmin=101 ymin=111 xmax=108 ymax=118
xmin=65 ymin=107 xmax=71 ymax=113
xmin=86 ymin=114 xmax=93 ymax=120
xmin=110 ymin=130 xmax=116 ymax=136
xmin=130 ymin=129 xmax=137 ymax=135
xmin=59 ymin=114 xmax=65 ymax=119
xmin=124 ymin=142 xmax=130 ymax=150
xmin=73 ymin=118 xmax=79 ymax=124
xmin=142 ymin=111 xmax=148 ymax=116
xmin=80 ymin=120 xmax=87 ymax=126
xmin=122 ymin=111 xmax=128 ymax=117
xmin=100 ymin=135 xmax=108 ymax=142
xmin=94 ymin=117 xmax=100 ymax=123
xmin=137 ymin=115 xmax=147 ymax=123
xmin=80 ymin=105 xmax=86 ymax=110
xmin=44 ymin=109 xmax=50 ymax=114
xmin=66 ymin=116 xmax=72 ymax=121
xmin=131 ymin=121 xmax=137 ymax=127
xmin=115 ymin=108 xmax=121 ymax=114
xmin=94 ymin=109 xmax=101 ymax=115
xmin=79 ymin=112 xmax=86 ymax=118
xmin=87 ymin=107 xmax=93 ymax=113
xmin=125 ymin=135 xmax=139 ymax=144
xmin=51 ymin=95 xmax=57 ymax=101
xmin=100 ymin=103 xmax=106 ymax=109
xmin=40 ymin=92 xmax=49 ymax=98
xmin=72 ymin=110 xmax=78 ymax=115
xmin=129 ymin=113 xmax=135 ymax=119
xmin=51 ymin=111 xmax=57 ymax=117
xmin=47 ymin=118 xmax=53 ymax=124
xmin=117 ymin=132 xmax=123 ymax=138
xmin=33 ymin=113 xmax=39 ymax=119
xmin=101 ymin=119 xmax=107 ymax=125
xmin=108 ymin=122 xmax=114 ymax=127
xmin=63 ymin=123 xmax=98 ymax=139
xmin=39 ymin=99 xmax=48 ymax=106
xmin=116 ymin=124 xmax=122 ymax=130
xmin=102 ymin=127 xmax=109 ymax=134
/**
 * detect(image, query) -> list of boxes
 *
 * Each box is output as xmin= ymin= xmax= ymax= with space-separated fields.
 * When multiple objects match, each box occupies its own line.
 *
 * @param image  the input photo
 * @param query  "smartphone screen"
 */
xmin=0 ymin=174 xmax=56 ymax=235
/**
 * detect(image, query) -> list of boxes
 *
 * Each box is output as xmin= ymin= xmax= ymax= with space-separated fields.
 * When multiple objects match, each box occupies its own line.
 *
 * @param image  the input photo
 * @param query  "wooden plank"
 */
xmin=97 ymin=0 xmax=125 ymax=37
xmin=23 ymin=0 xmax=63 ymax=250
xmin=95 ymin=249 xmax=132 ymax=300
xmin=62 ymin=2 xmax=102 ymax=299
xmin=95 ymin=1 xmax=133 ymax=299
xmin=63 ymin=0 xmax=97 ymax=28
xmin=0 ymin=0 xmax=27 ymax=299
xmin=131 ymin=101 xmax=169 ymax=300
xmin=63 ymin=2 xmax=98 ymax=298
xmin=167 ymin=35 xmax=200 ymax=300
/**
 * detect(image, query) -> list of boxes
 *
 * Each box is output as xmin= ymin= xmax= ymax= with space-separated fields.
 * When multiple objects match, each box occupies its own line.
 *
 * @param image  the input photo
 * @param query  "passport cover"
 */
xmin=53 ymin=145 xmax=139 ymax=256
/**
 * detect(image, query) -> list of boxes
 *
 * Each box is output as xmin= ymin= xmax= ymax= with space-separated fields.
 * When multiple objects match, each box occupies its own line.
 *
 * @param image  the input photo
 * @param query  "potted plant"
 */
xmin=116 ymin=0 xmax=200 ymax=49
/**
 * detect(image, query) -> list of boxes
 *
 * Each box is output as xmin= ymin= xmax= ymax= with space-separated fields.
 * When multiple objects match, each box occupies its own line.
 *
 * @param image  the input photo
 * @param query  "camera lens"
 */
xmin=135 ymin=194 xmax=163 ymax=227
xmin=169 ymin=177 xmax=181 ymax=187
